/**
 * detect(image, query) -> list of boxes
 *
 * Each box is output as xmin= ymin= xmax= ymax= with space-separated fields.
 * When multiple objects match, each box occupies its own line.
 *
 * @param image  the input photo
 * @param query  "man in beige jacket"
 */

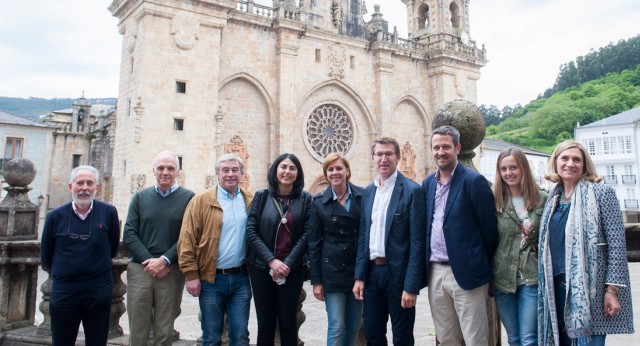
xmin=178 ymin=153 xmax=253 ymax=345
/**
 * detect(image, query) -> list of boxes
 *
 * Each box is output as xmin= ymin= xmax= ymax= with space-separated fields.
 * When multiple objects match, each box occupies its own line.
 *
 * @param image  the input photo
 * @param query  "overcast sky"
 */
xmin=1 ymin=0 xmax=638 ymax=108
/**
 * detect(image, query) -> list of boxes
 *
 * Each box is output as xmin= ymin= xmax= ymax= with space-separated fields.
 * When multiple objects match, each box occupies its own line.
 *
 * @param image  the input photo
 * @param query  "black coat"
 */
xmin=308 ymin=182 xmax=363 ymax=293
xmin=246 ymin=189 xmax=312 ymax=270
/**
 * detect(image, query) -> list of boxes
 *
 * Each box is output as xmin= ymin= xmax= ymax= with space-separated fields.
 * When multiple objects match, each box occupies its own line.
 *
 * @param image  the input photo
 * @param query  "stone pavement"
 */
xmin=36 ymin=262 xmax=640 ymax=345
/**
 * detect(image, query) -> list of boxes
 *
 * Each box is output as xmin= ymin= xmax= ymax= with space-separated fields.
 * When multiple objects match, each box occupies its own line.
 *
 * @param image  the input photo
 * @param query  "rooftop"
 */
xmin=0 ymin=110 xmax=51 ymax=128
xmin=580 ymin=106 xmax=640 ymax=128
xmin=481 ymin=138 xmax=550 ymax=157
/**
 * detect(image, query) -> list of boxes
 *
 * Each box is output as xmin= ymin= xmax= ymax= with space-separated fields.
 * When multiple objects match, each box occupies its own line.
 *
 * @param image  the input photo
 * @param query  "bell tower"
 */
xmin=402 ymin=0 xmax=471 ymax=42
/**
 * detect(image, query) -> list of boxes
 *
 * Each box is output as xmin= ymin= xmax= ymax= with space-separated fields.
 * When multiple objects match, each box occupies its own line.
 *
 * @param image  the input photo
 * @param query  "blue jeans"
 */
xmin=493 ymin=284 xmax=537 ymax=346
xmin=324 ymin=292 xmax=363 ymax=346
xmin=554 ymin=275 xmax=606 ymax=346
xmin=200 ymin=272 xmax=252 ymax=346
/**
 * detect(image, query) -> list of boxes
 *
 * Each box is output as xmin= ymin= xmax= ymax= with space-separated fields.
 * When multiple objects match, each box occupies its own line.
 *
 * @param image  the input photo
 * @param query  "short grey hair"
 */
xmin=215 ymin=153 xmax=245 ymax=174
xmin=430 ymin=125 xmax=461 ymax=147
xmin=153 ymin=151 xmax=180 ymax=168
xmin=69 ymin=165 xmax=99 ymax=184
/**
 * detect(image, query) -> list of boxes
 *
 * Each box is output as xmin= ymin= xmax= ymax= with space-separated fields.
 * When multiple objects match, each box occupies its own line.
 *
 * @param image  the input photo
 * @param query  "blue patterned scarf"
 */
xmin=539 ymin=179 xmax=600 ymax=345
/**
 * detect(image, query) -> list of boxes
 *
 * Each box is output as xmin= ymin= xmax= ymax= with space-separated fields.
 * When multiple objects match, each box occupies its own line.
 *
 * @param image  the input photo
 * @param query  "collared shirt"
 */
xmin=71 ymin=200 xmax=94 ymax=220
xmin=369 ymin=170 xmax=398 ymax=259
xmin=154 ymin=180 xmax=180 ymax=264
xmin=216 ymin=184 xmax=248 ymax=269
xmin=331 ymin=185 xmax=352 ymax=211
xmin=155 ymin=180 xmax=179 ymax=197
xmin=429 ymin=164 xmax=458 ymax=262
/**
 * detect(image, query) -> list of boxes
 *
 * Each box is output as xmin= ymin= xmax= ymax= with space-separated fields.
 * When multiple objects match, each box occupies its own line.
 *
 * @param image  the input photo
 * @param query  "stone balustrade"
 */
xmin=2 ymin=158 xmax=638 ymax=345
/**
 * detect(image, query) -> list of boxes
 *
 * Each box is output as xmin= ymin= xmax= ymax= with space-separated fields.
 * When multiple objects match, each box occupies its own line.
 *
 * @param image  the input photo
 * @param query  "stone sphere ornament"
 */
xmin=432 ymin=99 xmax=485 ymax=151
xmin=2 ymin=158 xmax=36 ymax=187
xmin=432 ymin=100 xmax=486 ymax=171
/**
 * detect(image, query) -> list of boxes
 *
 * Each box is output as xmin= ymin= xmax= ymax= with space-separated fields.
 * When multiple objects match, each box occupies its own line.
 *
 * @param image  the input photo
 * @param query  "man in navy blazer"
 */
xmin=422 ymin=125 xmax=498 ymax=345
xmin=353 ymin=136 xmax=426 ymax=345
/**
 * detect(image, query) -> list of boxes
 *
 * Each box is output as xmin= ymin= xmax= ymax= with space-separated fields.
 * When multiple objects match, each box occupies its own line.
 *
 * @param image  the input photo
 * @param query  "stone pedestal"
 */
xmin=0 ymin=159 xmax=41 ymax=334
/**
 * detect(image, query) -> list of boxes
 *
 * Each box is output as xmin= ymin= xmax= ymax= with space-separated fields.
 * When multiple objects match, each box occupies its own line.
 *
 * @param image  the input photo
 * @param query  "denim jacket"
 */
xmin=492 ymin=189 xmax=547 ymax=293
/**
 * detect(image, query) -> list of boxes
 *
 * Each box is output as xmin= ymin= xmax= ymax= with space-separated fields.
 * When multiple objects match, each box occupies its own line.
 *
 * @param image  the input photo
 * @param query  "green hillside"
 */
xmin=484 ymin=35 xmax=640 ymax=153
xmin=0 ymin=97 xmax=117 ymax=121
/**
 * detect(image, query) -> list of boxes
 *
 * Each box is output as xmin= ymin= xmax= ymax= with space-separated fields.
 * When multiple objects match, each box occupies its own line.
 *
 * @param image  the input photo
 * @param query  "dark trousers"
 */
xmin=50 ymin=282 xmax=113 ymax=346
xmin=363 ymin=265 xmax=415 ymax=346
xmin=249 ymin=265 xmax=304 ymax=346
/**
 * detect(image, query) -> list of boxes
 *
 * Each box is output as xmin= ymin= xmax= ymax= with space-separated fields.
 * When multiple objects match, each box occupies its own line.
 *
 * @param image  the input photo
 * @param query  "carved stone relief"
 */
xmin=400 ymin=142 xmax=417 ymax=181
xmin=327 ymin=43 xmax=346 ymax=79
xmin=224 ymin=135 xmax=250 ymax=190
xmin=131 ymin=174 xmax=146 ymax=194
xmin=133 ymin=97 xmax=144 ymax=143
xmin=171 ymin=15 xmax=199 ymax=50
xmin=331 ymin=0 xmax=343 ymax=29
xmin=205 ymin=175 xmax=216 ymax=189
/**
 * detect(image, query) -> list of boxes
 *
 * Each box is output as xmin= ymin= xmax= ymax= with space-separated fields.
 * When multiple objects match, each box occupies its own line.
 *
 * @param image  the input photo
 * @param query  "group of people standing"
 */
xmin=40 ymin=125 xmax=633 ymax=346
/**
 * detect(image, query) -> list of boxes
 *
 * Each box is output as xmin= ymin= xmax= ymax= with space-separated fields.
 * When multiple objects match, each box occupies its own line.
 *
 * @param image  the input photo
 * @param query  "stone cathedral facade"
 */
xmin=108 ymin=0 xmax=486 ymax=218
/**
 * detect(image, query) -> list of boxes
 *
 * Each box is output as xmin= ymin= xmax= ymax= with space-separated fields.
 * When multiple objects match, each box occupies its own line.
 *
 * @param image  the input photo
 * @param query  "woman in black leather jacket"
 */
xmin=246 ymin=153 xmax=312 ymax=345
xmin=308 ymin=153 xmax=363 ymax=346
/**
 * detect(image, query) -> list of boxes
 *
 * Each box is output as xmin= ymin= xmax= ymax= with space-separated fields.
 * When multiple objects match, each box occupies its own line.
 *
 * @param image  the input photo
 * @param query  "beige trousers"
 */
xmin=427 ymin=262 xmax=489 ymax=346
xmin=126 ymin=262 xmax=185 ymax=346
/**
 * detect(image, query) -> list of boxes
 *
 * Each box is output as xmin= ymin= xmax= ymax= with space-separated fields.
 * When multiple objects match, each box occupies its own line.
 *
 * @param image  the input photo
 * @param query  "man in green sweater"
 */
xmin=124 ymin=151 xmax=195 ymax=346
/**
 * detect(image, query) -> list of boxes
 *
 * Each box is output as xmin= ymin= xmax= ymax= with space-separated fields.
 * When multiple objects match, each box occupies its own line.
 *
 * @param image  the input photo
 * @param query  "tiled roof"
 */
xmin=0 ymin=110 xmax=51 ymax=128
xmin=482 ymin=138 xmax=550 ymax=157
xmin=580 ymin=106 xmax=640 ymax=127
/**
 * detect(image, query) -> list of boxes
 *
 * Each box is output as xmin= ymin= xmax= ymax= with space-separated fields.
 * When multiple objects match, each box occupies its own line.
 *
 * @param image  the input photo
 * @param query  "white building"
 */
xmin=0 ymin=110 xmax=55 ymax=231
xmin=476 ymin=138 xmax=551 ymax=190
xmin=574 ymin=106 xmax=640 ymax=223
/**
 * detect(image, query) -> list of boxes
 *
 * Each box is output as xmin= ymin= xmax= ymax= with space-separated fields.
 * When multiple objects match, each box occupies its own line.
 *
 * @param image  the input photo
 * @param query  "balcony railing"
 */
xmin=622 ymin=175 xmax=637 ymax=184
xmin=604 ymin=175 xmax=618 ymax=184
xmin=625 ymin=199 xmax=639 ymax=209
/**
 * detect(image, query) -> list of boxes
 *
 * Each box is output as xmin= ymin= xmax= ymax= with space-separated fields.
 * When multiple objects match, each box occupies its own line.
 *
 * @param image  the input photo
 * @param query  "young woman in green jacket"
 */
xmin=492 ymin=147 xmax=547 ymax=346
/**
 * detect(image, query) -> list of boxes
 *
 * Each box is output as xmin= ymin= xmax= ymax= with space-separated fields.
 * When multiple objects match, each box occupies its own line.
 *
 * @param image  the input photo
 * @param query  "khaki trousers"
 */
xmin=427 ymin=262 xmax=489 ymax=346
xmin=127 ymin=262 xmax=185 ymax=346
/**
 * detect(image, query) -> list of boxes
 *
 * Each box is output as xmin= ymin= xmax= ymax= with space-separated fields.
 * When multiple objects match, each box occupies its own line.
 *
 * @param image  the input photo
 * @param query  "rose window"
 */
xmin=306 ymin=105 xmax=353 ymax=157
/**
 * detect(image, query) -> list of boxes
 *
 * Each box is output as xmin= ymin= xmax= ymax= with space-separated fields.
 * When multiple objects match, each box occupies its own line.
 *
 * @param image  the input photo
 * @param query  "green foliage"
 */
xmin=0 ymin=97 xmax=116 ymax=120
xmin=544 ymin=35 xmax=640 ymax=96
xmin=489 ymin=63 xmax=640 ymax=152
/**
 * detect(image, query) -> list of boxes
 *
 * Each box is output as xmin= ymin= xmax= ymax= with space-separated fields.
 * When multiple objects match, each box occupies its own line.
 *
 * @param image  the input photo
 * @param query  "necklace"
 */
xmin=559 ymin=193 xmax=571 ymax=207
xmin=272 ymin=196 xmax=291 ymax=233
xmin=337 ymin=190 xmax=348 ymax=202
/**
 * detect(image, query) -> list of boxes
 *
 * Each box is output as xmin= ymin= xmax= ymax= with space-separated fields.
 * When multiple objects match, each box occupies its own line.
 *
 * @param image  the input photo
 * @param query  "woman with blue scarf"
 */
xmin=538 ymin=140 xmax=634 ymax=345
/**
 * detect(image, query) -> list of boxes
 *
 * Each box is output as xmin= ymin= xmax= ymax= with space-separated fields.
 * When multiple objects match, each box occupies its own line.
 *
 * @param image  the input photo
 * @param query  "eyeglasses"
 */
xmin=68 ymin=210 xmax=92 ymax=240
xmin=373 ymin=152 xmax=396 ymax=159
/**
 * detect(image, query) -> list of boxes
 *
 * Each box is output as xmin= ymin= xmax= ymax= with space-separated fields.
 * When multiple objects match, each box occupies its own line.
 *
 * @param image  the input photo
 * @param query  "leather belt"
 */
xmin=216 ymin=266 xmax=246 ymax=274
xmin=431 ymin=261 xmax=450 ymax=265
xmin=370 ymin=257 xmax=386 ymax=266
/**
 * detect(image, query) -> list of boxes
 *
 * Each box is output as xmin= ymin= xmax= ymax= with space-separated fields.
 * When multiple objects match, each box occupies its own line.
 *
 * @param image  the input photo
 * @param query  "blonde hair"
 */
xmin=493 ymin=147 xmax=542 ymax=213
xmin=545 ymin=140 xmax=602 ymax=183
xmin=322 ymin=153 xmax=351 ymax=182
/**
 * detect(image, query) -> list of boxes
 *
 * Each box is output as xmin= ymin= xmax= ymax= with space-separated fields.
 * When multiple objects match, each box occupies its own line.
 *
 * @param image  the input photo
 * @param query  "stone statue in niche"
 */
xmin=205 ymin=175 xmax=216 ymax=189
xmin=400 ymin=142 xmax=417 ymax=181
xmin=131 ymin=174 xmax=146 ymax=194
xmin=327 ymin=42 xmax=346 ymax=79
xmin=331 ymin=0 xmax=342 ymax=28
xmin=224 ymin=135 xmax=250 ymax=190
